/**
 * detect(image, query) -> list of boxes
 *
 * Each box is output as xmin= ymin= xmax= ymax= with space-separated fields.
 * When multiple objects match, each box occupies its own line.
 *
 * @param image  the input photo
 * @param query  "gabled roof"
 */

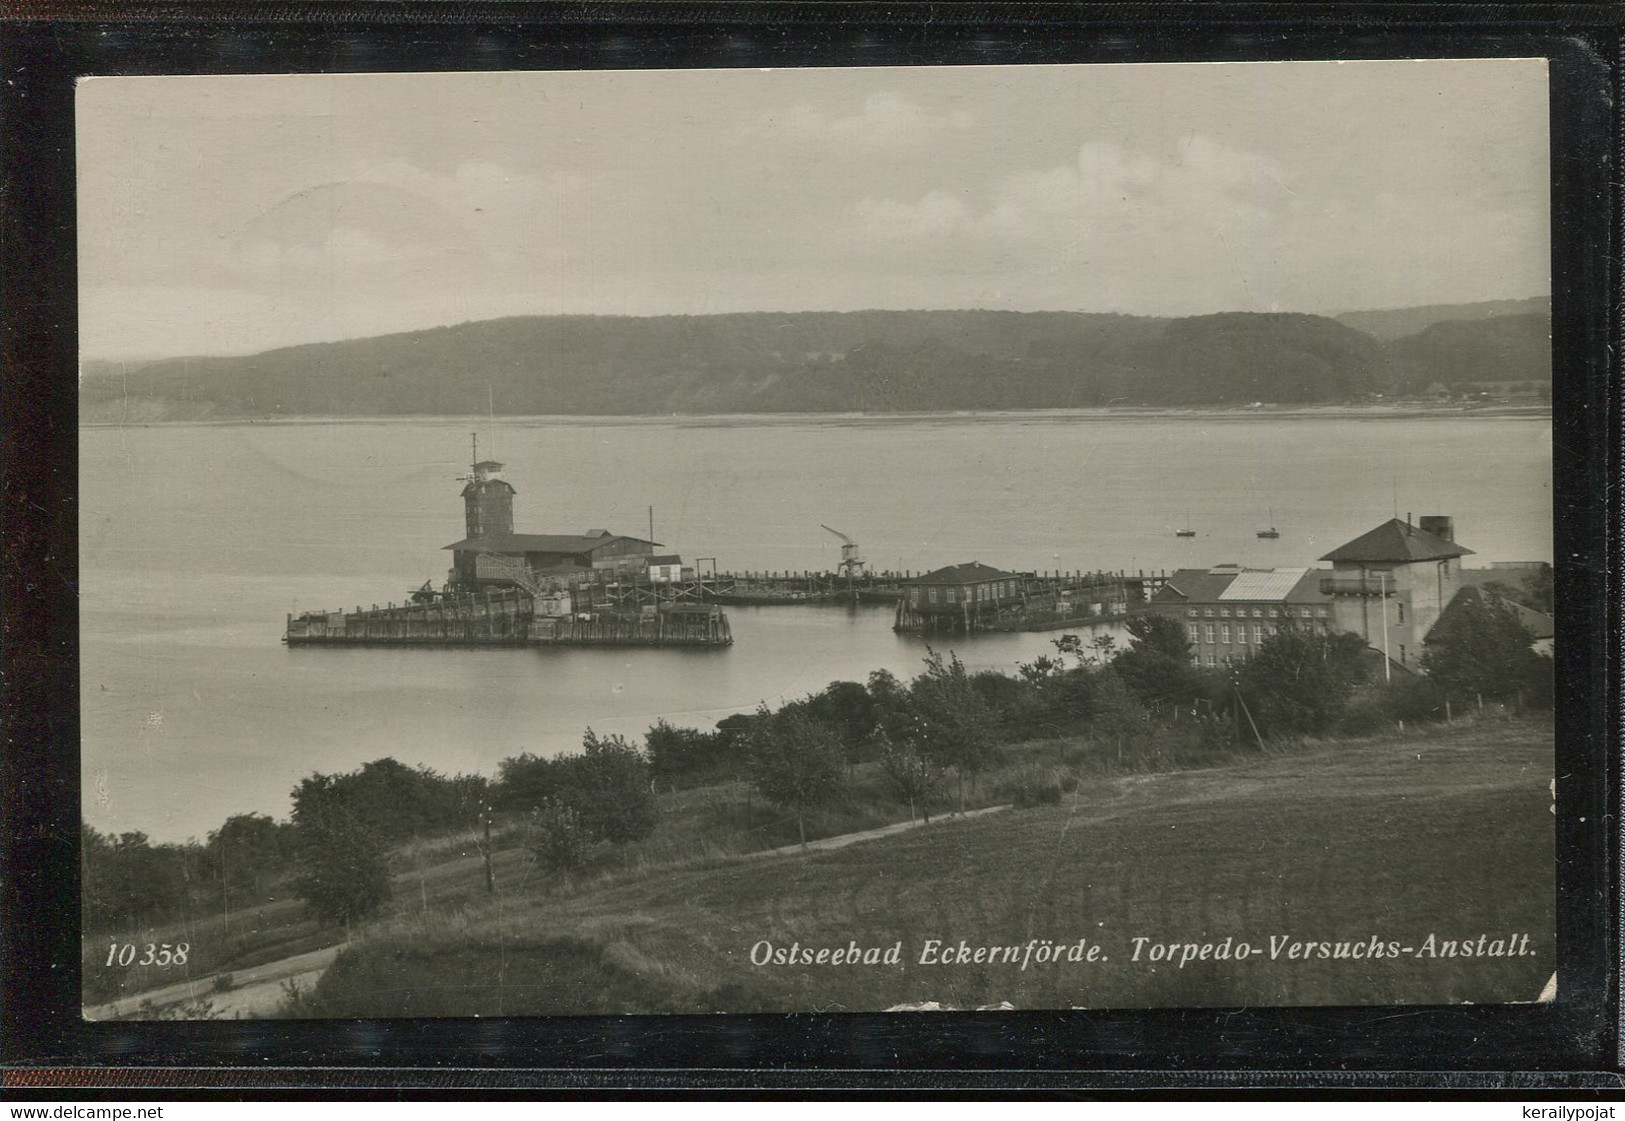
xmin=1152 ymin=567 xmax=1331 ymax=605
xmin=1511 ymin=601 xmax=1556 ymax=641
xmin=1425 ymin=585 xmax=1550 ymax=646
xmin=1321 ymin=518 xmax=1474 ymax=564
xmin=444 ymin=532 xmax=662 ymax=553
xmin=1153 ymin=569 xmax=1241 ymax=604
xmin=906 ymin=562 xmax=1019 ymax=586
xmin=1219 ymin=567 xmax=1310 ymax=601
xmin=648 ymin=554 xmax=682 ymax=566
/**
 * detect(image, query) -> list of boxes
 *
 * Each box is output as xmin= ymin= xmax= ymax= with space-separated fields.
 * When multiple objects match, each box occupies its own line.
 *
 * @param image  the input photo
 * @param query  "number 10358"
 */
xmin=106 ymin=942 xmax=189 ymax=967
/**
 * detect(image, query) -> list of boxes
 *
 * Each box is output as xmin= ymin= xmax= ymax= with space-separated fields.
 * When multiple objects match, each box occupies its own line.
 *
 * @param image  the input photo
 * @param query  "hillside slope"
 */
xmin=1336 ymin=296 xmax=1550 ymax=341
xmin=294 ymin=719 xmax=1552 ymax=1016
xmin=1382 ymin=313 xmax=1551 ymax=392
xmin=79 ymin=309 xmax=1399 ymax=418
xmin=80 ymin=303 xmax=1552 ymax=419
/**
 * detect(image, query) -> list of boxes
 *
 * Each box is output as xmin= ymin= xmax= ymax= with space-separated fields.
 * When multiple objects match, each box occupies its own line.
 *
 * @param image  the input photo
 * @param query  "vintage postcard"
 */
xmin=77 ymin=60 xmax=1555 ymax=1020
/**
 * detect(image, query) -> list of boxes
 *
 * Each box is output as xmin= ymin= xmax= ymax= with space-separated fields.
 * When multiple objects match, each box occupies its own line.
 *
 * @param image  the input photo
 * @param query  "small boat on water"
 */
xmin=1256 ymin=506 xmax=1281 ymax=538
xmin=1175 ymin=510 xmax=1196 ymax=537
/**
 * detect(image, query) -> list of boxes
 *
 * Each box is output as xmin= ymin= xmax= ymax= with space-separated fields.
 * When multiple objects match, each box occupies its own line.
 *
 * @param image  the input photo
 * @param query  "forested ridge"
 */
xmin=80 ymin=304 xmax=1550 ymax=420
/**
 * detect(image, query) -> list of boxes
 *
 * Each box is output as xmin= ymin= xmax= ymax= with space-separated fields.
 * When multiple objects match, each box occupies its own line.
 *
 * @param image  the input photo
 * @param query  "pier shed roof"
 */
xmin=906 ymin=562 xmax=1020 ymax=586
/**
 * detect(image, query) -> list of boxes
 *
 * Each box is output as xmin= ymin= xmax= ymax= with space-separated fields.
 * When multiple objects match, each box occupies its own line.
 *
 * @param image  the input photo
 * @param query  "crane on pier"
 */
xmin=821 ymin=525 xmax=867 ymax=601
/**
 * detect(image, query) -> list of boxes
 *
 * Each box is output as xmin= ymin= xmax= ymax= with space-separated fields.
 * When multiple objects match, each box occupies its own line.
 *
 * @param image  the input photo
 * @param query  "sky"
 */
xmin=76 ymin=60 xmax=1551 ymax=361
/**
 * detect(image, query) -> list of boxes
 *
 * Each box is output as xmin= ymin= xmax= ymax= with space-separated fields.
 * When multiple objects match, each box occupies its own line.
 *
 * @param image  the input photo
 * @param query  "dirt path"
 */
xmin=83 ymin=943 xmax=344 ymax=1021
xmin=742 ymin=804 xmax=1009 ymax=859
xmin=85 ymin=807 xmax=1014 ymax=1018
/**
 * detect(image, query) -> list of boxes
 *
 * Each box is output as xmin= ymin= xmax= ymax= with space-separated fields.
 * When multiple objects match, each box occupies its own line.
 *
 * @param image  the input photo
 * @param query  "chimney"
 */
xmin=1419 ymin=515 xmax=1454 ymax=543
xmin=1405 ymin=511 xmax=1412 ymax=535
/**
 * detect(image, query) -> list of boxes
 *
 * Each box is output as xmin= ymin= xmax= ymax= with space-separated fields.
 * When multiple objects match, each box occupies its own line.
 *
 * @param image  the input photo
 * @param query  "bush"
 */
xmin=496 ymin=753 xmax=562 ymax=812
xmin=1114 ymin=614 xmax=1207 ymax=707
xmin=803 ymin=680 xmax=881 ymax=761
xmin=645 ymin=719 xmax=737 ymax=787
xmin=499 ymin=730 xmax=658 ymax=856
xmin=291 ymin=759 xmax=485 ymax=846
xmin=529 ymin=801 xmax=590 ymax=873
xmin=998 ymin=764 xmax=1065 ymax=809
xmin=568 ymin=730 xmax=658 ymax=846
xmin=291 ymin=806 xmax=393 ymax=927
xmin=1380 ymin=677 xmax=1449 ymax=724
xmin=1239 ymin=626 xmax=1367 ymax=736
xmin=1334 ymin=696 xmax=1389 ymax=737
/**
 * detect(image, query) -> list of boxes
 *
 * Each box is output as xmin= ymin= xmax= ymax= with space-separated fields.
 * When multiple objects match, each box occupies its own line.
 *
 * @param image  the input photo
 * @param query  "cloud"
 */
xmin=745 ymin=91 xmax=976 ymax=149
xmin=854 ymin=135 xmax=1298 ymax=246
xmin=853 ymin=189 xmax=973 ymax=240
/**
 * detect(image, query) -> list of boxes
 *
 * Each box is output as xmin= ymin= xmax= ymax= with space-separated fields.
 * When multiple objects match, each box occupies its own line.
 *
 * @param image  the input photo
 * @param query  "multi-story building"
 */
xmin=895 ymin=562 xmax=1024 ymax=633
xmin=443 ymin=455 xmax=660 ymax=589
xmin=1319 ymin=515 xmax=1473 ymax=670
xmin=1148 ymin=565 xmax=1334 ymax=667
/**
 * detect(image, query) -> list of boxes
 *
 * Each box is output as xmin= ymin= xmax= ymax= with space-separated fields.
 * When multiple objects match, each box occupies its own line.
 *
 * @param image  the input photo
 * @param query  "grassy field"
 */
xmin=288 ymin=715 xmax=1554 ymax=1016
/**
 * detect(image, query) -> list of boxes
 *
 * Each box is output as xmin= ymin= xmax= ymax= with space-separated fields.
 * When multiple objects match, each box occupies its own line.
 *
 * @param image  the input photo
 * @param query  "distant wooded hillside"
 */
xmin=79 ymin=306 xmax=1551 ymax=420
xmin=1333 ymin=296 xmax=1550 ymax=342
xmin=1381 ymin=313 xmax=1552 ymax=395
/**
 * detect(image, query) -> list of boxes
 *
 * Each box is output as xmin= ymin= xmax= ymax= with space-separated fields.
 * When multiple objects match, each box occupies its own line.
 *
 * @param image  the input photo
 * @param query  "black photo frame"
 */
xmin=2 ymin=1 xmax=1618 ymax=1094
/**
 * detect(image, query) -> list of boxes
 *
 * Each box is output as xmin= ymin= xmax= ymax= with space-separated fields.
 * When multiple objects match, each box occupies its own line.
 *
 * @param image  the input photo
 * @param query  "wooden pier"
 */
xmin=285 ymin=588 xmax=732 ymax=649
xmin=892 ymin=570 xmax=1160 ymax=635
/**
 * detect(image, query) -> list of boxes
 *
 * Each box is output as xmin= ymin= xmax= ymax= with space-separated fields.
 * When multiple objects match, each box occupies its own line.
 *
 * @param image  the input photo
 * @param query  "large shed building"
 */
xmin=1149 ymin=565 xmax=1334 ymax=667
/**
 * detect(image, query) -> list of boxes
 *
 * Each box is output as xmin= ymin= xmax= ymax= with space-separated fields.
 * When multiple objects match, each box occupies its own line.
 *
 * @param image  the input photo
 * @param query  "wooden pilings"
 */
xmin=285 ymin=588 xmax=732 ymax=648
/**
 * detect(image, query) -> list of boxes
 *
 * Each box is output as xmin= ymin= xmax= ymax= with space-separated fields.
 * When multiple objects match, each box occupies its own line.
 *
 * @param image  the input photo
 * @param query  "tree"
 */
xmin=80 ymin=824 xmax=198 ymax=932
xmin=803 ymin=680 xmax=881 ymax=761
xmin=1238 ymin=625 xmax=1367 ymax=736
xmin=1422 ymin=588 xmax=1547 ymax=704
xmin=1089 ymin=668 xmax=1150 ymax=744
xmin=644 ymin=719 xmax=731 ymax=787
xmin=495 ymin=752 xmax=562 ymax=812
xmin=497 ymin=730 xmax=659 ymax=864
xmin=291 ymin=803 xmax=392 ymax=928
xmin=875 ymin=728 xmax=943 ymax=823
xmin=528 ymin=800 xmax=590 ymax=873
xmin=747 ymin=705 xmax=847 ymax=848
xmin=207 ymin=813 xmax=299 ymax=913
xmin=290 ymin=759 xmax=485 ymax=845
xmin=908 ymin=650 xmax=998 ymax=812
xmin=565 ymin=729 xmax=658 ymax=846
xmin=1113 ymin=614 xmax=1206 ymax=707
xmin=1522 ymin=563 xmax=1554 ymax=615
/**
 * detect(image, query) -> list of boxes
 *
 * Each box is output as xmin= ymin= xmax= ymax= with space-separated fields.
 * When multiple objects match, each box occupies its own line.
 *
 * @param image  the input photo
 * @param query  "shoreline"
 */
xmin=78 ymin=403 xmax=1553 ymax=429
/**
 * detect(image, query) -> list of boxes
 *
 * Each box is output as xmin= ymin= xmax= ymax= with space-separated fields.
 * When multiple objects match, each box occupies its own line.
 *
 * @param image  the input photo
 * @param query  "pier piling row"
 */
xmin=285 ymin=588 xmax=732 ymax=648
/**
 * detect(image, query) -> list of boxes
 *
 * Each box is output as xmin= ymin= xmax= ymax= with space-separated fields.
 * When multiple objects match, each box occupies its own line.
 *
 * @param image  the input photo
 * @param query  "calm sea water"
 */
xmin=81 ymin=413 xmax=1552 ymax=841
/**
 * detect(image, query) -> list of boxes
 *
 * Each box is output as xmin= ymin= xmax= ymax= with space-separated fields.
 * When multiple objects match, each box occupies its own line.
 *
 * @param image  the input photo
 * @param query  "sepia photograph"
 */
xmin=76 ymin=59 xmax=1556 ymax=1021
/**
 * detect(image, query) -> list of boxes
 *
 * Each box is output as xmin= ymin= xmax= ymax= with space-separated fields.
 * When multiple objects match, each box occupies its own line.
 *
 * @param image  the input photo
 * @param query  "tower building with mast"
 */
xmin=460 ymin=436 xmax=516 ymax=540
